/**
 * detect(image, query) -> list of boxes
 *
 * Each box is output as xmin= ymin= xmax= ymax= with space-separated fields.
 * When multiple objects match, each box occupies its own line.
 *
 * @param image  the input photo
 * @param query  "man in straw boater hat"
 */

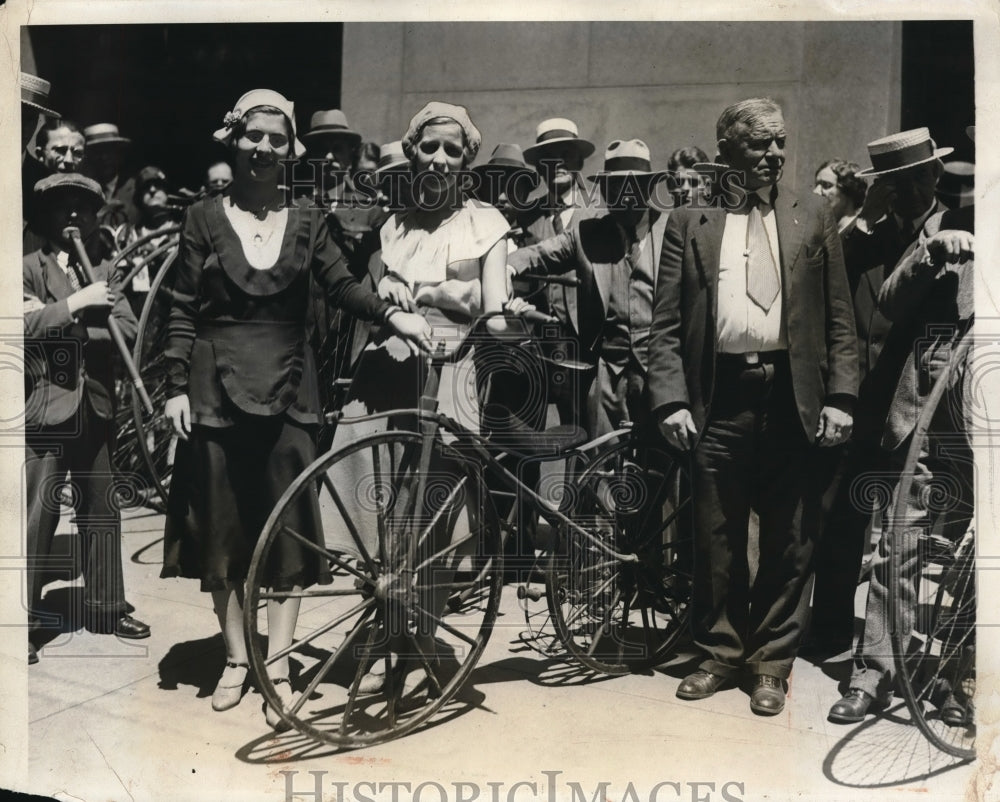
xmin=509 ymin=138 xmax=669 ymax=439
xmin=23 ymin=173 xmax=151 ymax=665
xmin=647 ymin=97 xmax=857 ymax=716
xmin=828 ymin=126 xmax=974 ymax=726
xmin=520 ymin=117 xmax=602 ymax=433
xmin=21 ymin=71 xmax=60 ymax=153
xmin=82 ymin=123 xmax=136 ymax=229
xmin=807 ymin=126 xmax=953 ymax=661
xmin=21 ymin=72 xmax=63 ymax=250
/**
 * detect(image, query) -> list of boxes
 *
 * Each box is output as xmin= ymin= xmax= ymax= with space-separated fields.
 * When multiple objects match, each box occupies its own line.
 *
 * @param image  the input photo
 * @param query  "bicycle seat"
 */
xmin=483 ymin=406 xmax=588 ymax=460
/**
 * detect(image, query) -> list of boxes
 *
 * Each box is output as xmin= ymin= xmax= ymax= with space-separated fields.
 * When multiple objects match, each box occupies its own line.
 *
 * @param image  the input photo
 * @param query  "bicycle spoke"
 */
xmin=586 ymin=588 xmax=623 ymax=657
xmin=341 ymin=621 xmax=383 ymax=736
xmin=279 ymin=524 xmax=372 ymax=586
xmin=289 ymin=606 xmax=377 ymax=719
xmin=408 ymin=600 xmax=478 ymax=648
xmin=263 ymin=597 xmax=374 ymax=667
xmin=259 ymin=587 xmax=362 ymax=600
xmin=322 ymin=472 xmax=379 ymax=577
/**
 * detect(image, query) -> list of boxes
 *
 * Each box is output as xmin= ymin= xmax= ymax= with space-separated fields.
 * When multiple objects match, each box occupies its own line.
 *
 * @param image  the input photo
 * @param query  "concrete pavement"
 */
xmin=18 ymin=504 xmax=983 ymax=802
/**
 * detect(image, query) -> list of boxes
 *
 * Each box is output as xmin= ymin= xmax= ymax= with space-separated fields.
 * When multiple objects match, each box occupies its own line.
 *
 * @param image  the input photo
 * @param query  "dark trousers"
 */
xmin=26 ymin=397 xmax=127 ymax=631
xmin=810 ymin=438 xmax=890 ymax=644
xmin=690 ymin=355 xmax=823 ymax=679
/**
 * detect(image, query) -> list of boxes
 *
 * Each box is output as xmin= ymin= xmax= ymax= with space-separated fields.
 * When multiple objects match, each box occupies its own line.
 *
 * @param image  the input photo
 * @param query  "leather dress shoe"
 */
xmin=940 ymin=693 xmax=968 ymax=727
xmin=828 ymin=688 xmax=884 ymax=723
xmin=87 ymin=614 xmax=151 ymax=639
xmin=750 ymin=674 xmax=786 ymax=715
xmin=676 ymin=669 xmax=729 ymax=700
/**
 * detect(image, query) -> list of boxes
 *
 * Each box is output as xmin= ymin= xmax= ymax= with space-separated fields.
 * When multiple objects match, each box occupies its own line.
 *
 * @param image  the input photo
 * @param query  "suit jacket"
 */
xmin=842 ymin=202 xmax=941 ymax=442
xmin=23 ymin=246 xmax=139 ymax=428
xmin=518 ymin=194 xmax=603 ymax=333
xmin=646 ymin=187 xmax=858 ymax=443
xmin=875 ymin=205 xmax=973 ymax=451
xmin=509 ymin=210 xmax=667 ymax=371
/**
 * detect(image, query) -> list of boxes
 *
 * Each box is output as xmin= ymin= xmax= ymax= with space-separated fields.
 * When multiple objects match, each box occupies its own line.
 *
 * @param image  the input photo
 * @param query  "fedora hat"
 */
xmin=213 ymin=89 xmax=305 ymax=155
xmin=587 ymin=139 xmax=669 ymax=183
xmin=472 ymin=143 xmax=540 ymax=191
xmin=936 ymin=160 xmax=974 ymax=208
xmin=83 ymin=123 xmax=131 ymax=149
xmin=857 ymin=127 xmax=953 ymax=177
xmin=523 ymin=118 xmax=595 ymax=165
xmin=374 ymin=140 xmax=409 ymax=174
xmin=303 ymin=109 xmax=362 ymax=145
xmin=21 ymin=72 xmax=60 ymax=119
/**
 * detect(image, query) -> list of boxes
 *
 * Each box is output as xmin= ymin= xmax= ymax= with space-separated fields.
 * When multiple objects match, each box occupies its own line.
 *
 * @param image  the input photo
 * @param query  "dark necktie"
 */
xmin=745 ymin=194 xmax=780 ymax=312
xmin=552 ymin=204 xmax=567 ymax=235
xmin=65 ymin=258 xmax=82 ymax=291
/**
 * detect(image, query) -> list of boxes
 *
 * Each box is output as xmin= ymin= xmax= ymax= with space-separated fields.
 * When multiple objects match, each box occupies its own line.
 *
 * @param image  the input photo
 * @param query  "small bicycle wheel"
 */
xmin=245 ymin=428 xmax=503 ymax=748
xmin=547 ymin=435 xmax=692 ymax=674
xmin=892 ymin=335 xmax=975 ymax=760
xmin=120 ymin=243 xmax=181 ymax=508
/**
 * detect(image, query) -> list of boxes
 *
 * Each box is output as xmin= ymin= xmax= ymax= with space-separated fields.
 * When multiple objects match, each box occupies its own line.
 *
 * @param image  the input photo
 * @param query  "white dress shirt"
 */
xmin=716 ymin=187 xmax=788 ymax=353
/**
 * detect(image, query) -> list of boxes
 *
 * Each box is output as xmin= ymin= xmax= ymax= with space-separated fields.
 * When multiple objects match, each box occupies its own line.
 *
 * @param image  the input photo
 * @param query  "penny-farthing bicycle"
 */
xmin=243 ymin=312 xmax=692 ymax=747
xmin=889 ymin=330 xmax=975 ymax=760
xmin=110 ymin=226 xmax=182 ymax=509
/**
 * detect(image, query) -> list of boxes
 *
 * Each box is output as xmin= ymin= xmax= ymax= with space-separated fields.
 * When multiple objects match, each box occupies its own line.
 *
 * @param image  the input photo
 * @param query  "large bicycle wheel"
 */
xmin=245 ymin=429 xmax=503 ymax=748
xmin=112 ymin=236 xmax=180 ymax=508
xmin=892 ymin=335 xmax=975 ymax=760
xmin=547 ymin=435 xmax=692 ymax=674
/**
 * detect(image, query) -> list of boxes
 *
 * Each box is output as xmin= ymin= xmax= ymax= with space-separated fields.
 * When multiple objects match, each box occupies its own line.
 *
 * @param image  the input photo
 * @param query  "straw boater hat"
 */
xmin=83 ymin=123 xmax=132 ymax=150
xmin=472 ymin=143 xmax=540 ymax=192
xmin=587 ymin=139 xmax=669 ymax=183
xmin=212 ymin=89 xmax=305 ymax=155
xmin=857 ymin=127 xmax=953 ymax=177
xmin=373 ymin=140 xmax=409 ymax=175
xmin=523 ymin=118 xmax=595 ymax=165
xmin=302 ymin=109 xmax=362 ymax=145
xmin=21 ymin=72 xmax=60 ymax=118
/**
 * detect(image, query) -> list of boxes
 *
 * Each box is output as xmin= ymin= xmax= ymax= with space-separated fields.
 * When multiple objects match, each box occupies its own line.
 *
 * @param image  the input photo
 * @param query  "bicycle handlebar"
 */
xmin=424 ymin=309 xmax=559 ymax=366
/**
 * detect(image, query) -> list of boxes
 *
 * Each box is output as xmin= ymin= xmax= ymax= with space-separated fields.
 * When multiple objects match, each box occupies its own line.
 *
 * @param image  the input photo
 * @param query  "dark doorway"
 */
xmin=901 ymin=20 xmax=974 ymax=161
xmin=25 ymin=23 xmax=344 ymax=191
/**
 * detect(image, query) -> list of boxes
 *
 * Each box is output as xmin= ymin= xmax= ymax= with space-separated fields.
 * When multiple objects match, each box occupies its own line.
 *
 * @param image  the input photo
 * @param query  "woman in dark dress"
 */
xmin=160 ymin=89 xmax=430 ymax=727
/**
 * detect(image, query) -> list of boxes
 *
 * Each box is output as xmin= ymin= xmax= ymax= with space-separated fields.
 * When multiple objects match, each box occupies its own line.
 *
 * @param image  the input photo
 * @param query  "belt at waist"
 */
xmin=716 ymin=349 xmax=787 ymax=367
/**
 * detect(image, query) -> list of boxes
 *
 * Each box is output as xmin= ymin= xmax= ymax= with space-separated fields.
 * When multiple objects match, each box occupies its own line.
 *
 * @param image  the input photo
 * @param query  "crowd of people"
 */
xmin=20 ymin=69 xmax=975 ymax=731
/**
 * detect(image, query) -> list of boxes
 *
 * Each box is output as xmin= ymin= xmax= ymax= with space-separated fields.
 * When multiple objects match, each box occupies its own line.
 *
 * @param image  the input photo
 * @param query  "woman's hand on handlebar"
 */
xmin=387 ymin=310 xmax=434 ymax=355
xmin=378 ymin=274 xmax=416 ymax=312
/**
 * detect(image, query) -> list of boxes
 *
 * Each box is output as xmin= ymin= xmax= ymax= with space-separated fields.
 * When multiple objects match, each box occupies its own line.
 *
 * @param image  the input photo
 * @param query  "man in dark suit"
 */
xmin=520 ymin=118 xmax=603 ymax=430
xmin=647 ymin=97 xmax=858 ymax=715
xmin=24 ymin=173 xmax=151 ymax=664
xmin=809 ymin=128 xmax=951 ymax=655
xmin=829 ymin=195 xmax=974 ymax=724
xmin=509 ymin=139 xmax=669 ymax=438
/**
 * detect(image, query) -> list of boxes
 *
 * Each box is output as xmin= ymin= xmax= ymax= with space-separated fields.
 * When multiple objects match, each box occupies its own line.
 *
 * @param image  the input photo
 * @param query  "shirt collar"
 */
xmin=894 ymin=202 xmax=936 ymax=237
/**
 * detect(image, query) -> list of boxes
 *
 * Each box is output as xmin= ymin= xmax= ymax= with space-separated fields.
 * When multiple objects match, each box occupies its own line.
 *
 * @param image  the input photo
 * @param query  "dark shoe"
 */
xmin=87 ymin=614 xmax=151 ymax=639
xmin=828 ymin=688 xmax=881 ymax=723
xmin=676 ymin=669 xmax=729 ymax=700
xmin=940 ymin=693 xmax=968 ymax=727
xmin=750 ymin=674 xmax=786 ymax=716
xmin=28 ymin=642 xmax=38 ymax=665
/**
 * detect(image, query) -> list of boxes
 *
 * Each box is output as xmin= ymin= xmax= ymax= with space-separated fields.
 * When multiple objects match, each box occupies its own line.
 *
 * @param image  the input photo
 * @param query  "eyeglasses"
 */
xmin=242 ymin=129 xmax=290 ymax=149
